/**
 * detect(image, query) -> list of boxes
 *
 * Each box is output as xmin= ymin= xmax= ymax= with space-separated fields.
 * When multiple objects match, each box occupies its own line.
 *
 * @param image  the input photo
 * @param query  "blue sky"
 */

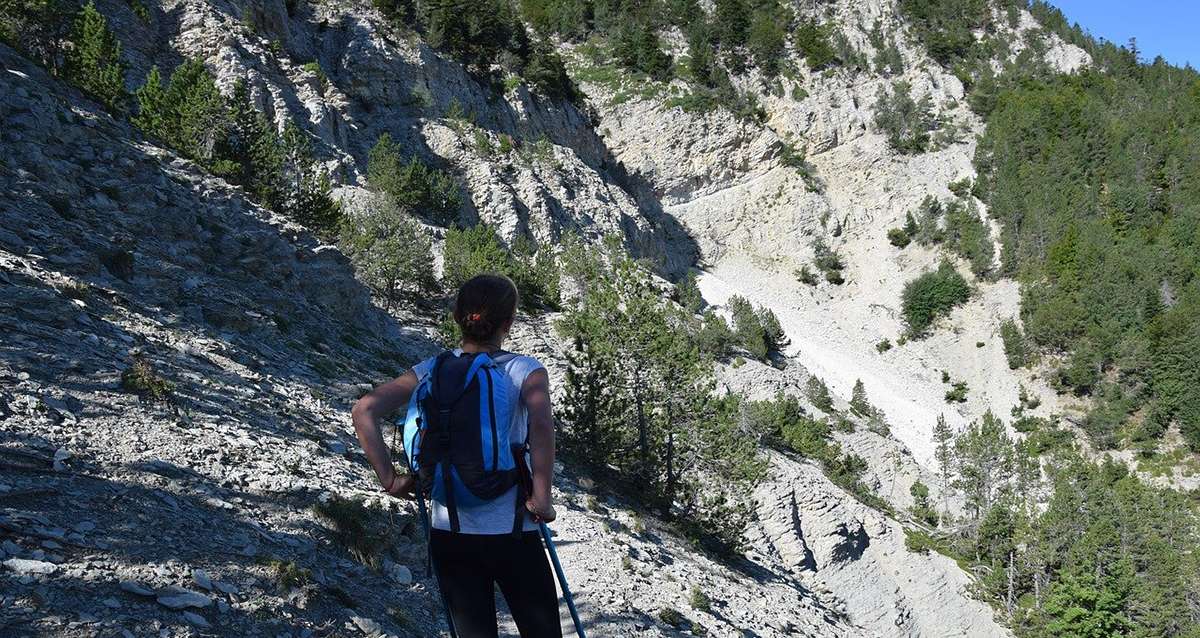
xmin=1049 ymin=1 xmax=1198 ymax=68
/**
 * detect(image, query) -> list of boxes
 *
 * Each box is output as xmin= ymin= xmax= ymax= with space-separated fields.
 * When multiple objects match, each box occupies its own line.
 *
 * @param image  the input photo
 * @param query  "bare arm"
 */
xmin=351 ymin=369 xmax=419 ymax=497
xmin=522 ymin=368 xmax=557 ymax=522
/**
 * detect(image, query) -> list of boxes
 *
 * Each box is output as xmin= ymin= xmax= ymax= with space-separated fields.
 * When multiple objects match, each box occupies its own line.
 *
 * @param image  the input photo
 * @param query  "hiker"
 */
xmin=351 ymin=273 xmax=563 ymax=638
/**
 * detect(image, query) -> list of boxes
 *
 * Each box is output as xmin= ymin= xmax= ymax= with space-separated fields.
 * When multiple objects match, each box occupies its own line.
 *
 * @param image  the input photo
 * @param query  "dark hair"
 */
xmin=453 ymin=274 xmax=519 ymax=343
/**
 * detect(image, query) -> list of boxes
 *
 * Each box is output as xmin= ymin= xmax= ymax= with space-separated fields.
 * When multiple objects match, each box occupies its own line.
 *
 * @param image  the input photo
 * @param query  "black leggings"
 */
xmin=429 ymin=529 xmax=563 ymax=638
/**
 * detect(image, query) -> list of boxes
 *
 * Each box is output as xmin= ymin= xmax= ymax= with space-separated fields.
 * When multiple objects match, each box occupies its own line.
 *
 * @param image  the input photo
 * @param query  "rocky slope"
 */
xmin=0 ymin=0 xmax=1096 ymax=636
xmin=753 ymin=452 xmax=1005 ymax=638
xmin=105 ymin=0 xmax=696 ymax=269
xmin=0 ymin=43 xmax=863 ymax=638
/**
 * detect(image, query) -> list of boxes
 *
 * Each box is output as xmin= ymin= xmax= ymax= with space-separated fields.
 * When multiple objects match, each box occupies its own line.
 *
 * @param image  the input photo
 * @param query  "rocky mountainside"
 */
xmin=9 ymin=0 xmax=1192 ymax=637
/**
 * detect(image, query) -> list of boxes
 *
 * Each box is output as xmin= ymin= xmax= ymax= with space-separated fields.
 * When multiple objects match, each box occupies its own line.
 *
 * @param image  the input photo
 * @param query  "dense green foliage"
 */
xmin=927 ymin=408 xmax=1200 ymax=637
xmin=339 ymin=196 xmax=438 ymax=310
xmin=901 ymin=262 xmax=972 ymax=338
xmin=973 ymin=44 xmax=1200 ymax=450
xmin=1000 ymin=318 xmax=1028 ymax=369
xmin=520 ymin=0 xmax=828 ymax=119
xmin=793 ymin=19 xmax=837 ymax=70
xmin=132 ymin=62 xmax=341 ymax=236
xmin=897 ymin=0 xmax=992 ymax=66
xmin=1 ymin=0 xmax=71 ymax=68
xmin=811 ymin=238 xmax=847 ymax=284
xmin=134 ymin=60 xmax=227 ymax=166
xmin=727 ymin=295 xmax=785 ymax=360
xmin=63 ymin=1 xmax=125 ymax=111
xmin=367 ymin=134 xmax=461 ymax=226
xmin=442 ymin=224 xmax=559 ymax=310
xmin=373 ymin=0 xmax=579 ymax=102
xmin=873 ymin=80 xmax=935 ymax=154
xmin=746 ymin=392 xmax=888 ymax=510
xmin=557 ymin=239 xmax=765 ymax=554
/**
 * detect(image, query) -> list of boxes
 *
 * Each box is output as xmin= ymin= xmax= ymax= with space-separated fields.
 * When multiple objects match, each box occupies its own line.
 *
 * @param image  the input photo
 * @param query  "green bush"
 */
xmin=339 ymin=196 xmax=438 ymax=311
xmin=795 ymin=265 xmax=819 ymax=286
xmin=367 ymin=134 xmax=461 ymax=226
xmin=121 ymin=356 xmax=174 ymax=402
xmin=1000 ymin=319 xmax=1028 ymax=369
xmin=873 ymin=80 xmax=935 ymax=154
xmin=812 ymin=238 xmax=846 ymax=285
xmin=794 ymin=20 xmax=837 ymax=70
xmin=904 ymin=527 xmax=938 ymax=554
xmin=901 ymin=262 xmax=971 ymax=338
xmin=944 ymin=381 xmax=969 ymax=404
xmin=658 ymin=607 xmax=687 ymax=628
xmin=911 ymin=196 xmax=944 ymax=245
xmin=303 ymin=61 xmax=328 ymax=92
xmin=908 ymin=481 xmax=939 ymax=526
xmin=887 ymin=227 xmax=911 ymax=248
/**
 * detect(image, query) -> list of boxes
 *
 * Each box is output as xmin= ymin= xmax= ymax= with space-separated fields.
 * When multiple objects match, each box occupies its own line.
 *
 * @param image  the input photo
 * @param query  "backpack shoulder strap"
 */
xmin=489 ymin=350 xmax=518 ymax=365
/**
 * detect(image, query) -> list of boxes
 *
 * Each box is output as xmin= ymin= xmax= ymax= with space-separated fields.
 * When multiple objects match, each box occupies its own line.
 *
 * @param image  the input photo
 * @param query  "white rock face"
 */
xmin=581 ymin=0 xmax=1067 ymax=472
xmin=108 ymin=0 xmax=692 ymax=271
xmin=753 ymin=453 xmax=1009 ymax=638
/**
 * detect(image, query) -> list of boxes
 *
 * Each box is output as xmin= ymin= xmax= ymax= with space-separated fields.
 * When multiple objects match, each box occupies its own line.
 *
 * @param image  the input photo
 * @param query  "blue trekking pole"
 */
xmin=539 ymin=522 xmax=586 ymax=638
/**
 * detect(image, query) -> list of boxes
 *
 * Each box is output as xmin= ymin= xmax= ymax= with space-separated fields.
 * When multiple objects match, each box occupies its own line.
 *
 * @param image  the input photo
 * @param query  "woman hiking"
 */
xmin=352 ymin=273 xmax=563 ymax=638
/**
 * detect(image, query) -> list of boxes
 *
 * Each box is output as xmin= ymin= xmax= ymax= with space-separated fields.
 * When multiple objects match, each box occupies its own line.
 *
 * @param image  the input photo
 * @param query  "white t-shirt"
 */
xmin=410 ymin=349 xmax=546 ymax=534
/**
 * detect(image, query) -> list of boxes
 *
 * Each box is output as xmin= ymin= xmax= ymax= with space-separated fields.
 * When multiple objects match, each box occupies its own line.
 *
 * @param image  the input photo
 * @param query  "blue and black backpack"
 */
xmin=401 ymin=350 xmax=531 ymax=535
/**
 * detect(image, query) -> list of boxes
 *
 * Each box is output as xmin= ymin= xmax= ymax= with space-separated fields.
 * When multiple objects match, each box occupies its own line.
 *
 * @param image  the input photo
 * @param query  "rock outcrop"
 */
xmin=753 ymin=454 xmax=1008 ymax=638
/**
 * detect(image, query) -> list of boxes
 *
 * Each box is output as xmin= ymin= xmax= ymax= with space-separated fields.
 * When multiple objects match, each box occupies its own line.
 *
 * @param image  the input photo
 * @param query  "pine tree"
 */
xmin=223 ymin=79 xmax=285 ymax=210
xmin=560 ymin=335 xmax=620 ymax=462
xmin=338 ymin=194 xmax=436 ymax=310
xmin=952 ymin=411 xmax=1014 ymax=520
xmin=280 ymin=121 xmax=341 ymax=237
xmin=873 ymin=80 xmax=935 ymax=154
xmin=849 ymin=379 xmax=871 ymax=417
xmin=806 ymin=376 xmax=834 ymax=412
xmin=133 ymin=66 xmax=166 ymax=137
xmin=747 ymin=7 xmax=786 ymax=76
xmin=367 ymin=133 xmax=461 ymax=226
xmin=1 ymin=0 xmax=72 ymax=66
xmin=148 ymin=59 xmax=229 ymax=166
xmin=64 ymin=0 xmax=126 ymax=111
xmin=932 ymin=413 xmax=953 ymax=514
xmin=713 ymin=0 xmax=749 ymax=50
